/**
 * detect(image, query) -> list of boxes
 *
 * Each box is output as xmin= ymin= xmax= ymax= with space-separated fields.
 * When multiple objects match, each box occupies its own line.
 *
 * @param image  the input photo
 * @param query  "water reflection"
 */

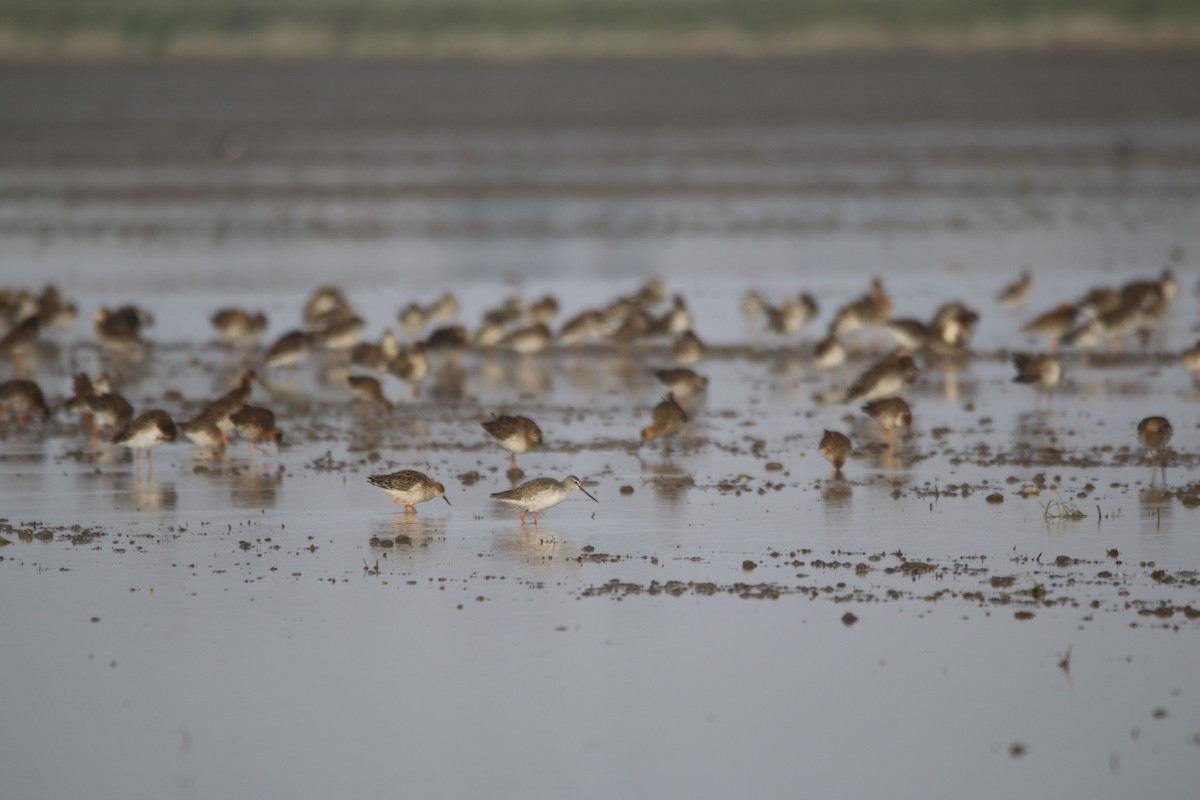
xmin=230 ymin=468 xmax=282 ymax=509
xmin=1138 ymin=487 xmax=1173 ymax=534
xmin=369 ymin=513 xmax=448 ymax=542
xmin=112 ymin=475 xmax=178 ymax=512
xmin=491 ymin=526 xmax=568 ymax=559
xmin=821 ymin=479 xmax=853 ymax=511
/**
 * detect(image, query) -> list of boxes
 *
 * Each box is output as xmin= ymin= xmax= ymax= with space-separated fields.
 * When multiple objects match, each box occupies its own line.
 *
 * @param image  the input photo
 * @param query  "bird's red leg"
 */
xmin=519 ymin=509 xmax=527 ymax=524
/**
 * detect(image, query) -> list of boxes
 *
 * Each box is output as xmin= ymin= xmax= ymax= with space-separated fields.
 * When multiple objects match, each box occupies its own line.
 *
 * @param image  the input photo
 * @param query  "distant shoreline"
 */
xmin=3 ymin=15 xmax=1200 ymax=61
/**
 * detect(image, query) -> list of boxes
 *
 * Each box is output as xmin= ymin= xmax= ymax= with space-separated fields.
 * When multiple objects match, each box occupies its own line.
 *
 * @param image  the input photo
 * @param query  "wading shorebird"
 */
xmin=113 ymin=409 xmax=176 ymax=474
xmin=0 ymin=378 xmax=50 ymax=427
xmin=998 ymin=269 xmax=1032 ymax=309
xmin=843 ymin=349 xmax=920 ymax=404
xmin=490 ymin=475 xmax=598 ymax=526
xmin=481 ymin=414 xmax=543 ymax=468
xmin=198 ymin=369 xmax=259 ymax=444
xmin=347 ymin=375 xmax=393 ymax=413
xmin=861 ymin=396 xmax=912 ymax=443
xmin=820 ymin=429 xmax=852 ymax=478
xmin=1137 ymin=416 xmax=1173 ymax=485
xmin=1012 ymin=352 xmax=1062 ymax=409
xmin=367 ymin=469 xmax=450 ymax=512
xmin=229 ymin=405 xmax=283 ymax=461
xmin=640 ymin=393 xmax=688 ymax=454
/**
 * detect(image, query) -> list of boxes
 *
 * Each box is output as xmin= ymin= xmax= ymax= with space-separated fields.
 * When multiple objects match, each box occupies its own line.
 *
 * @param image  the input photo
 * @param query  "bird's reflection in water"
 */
xmin=429 ymin=361 xmax=469 ymax=403
xmin=230 ymin=467 xmax=282 ymax=509
xmin=369 ymin=514 xmax=447 ymax=545
xmin=512 ymin=361 xmax=552 ymax=396
xmin=647 ymin=472 xmax=695 ymax=506
xmin=1138 ymin=487 xmax=1173 ymax=532
xmin=875 ymin=443 xmax=910 ymax=472
xmin=821 ymin=479 xmax=853 ymax=513
xmin=492 ymin=525 xmax=566 ymax=559
xmin=1012 ymin=410 xmax=1061 ymax=448
xmin=113 ymin=475 xmax=178 ymax=512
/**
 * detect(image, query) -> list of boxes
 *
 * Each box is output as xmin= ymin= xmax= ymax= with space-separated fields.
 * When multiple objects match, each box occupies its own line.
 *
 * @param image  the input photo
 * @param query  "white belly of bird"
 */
xmin=499 ymin=432 xmax=532 ymax=455
xmin=121 ymin=427 xmax=166 ymax=451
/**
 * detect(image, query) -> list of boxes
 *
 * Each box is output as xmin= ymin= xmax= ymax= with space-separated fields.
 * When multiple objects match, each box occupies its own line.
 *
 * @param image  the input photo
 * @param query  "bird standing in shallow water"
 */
xmin=114 ymin=410 xmax=176 ymax=475
xmin=490 ymin=475 xmax=597 ymax=526
xmin=348 ymin=375 xmax=392 ymax=413
xmin=1137 ymin=416 xmax=1173 ymax=486
xmin=640 ymin=393 xmax=688 ymax=454
xmin=820 ymin=430 xmax=852 ymax=478
xmin=1011 ymin=353 xmax=1062 ymax=410
xmin=843 ymin=349 xmax=920 ymax=404
xmin=861 ymin=397 xmax=912 ymax=443
xmin=229 ymin=405 xmax=283 ymax=462
xmin=481 ymin=414 xmax=543 ymax=468
xmin=0 ymin=379 xmax=49 ymax=427
xmin=367 ymin=470 xmax=450 ymax=512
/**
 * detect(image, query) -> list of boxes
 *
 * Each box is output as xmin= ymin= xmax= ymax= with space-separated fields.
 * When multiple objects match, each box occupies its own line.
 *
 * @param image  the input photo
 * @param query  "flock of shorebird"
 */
xmin=0 ymin=268 xmax=1194 ymax=524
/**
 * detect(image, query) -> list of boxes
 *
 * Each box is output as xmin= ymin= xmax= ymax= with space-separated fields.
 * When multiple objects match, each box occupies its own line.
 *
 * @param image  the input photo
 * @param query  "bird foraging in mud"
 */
xmin=1011 ymin=352 xmax=1062 ymax=409
xmin=0 ymin=379 xmax=50 ymax=427
xmin=347 ymin=375 xmax=393 ymax=413
xmin=367 ymin=469 xmax=450 ymax=512
xmin=843 ymin=349 xmax=919 ymax=403
xmin=640 ymin=393 xmax=688 ymax=454
xmin=819 ymin=430 xmax=852 ymax=478
xmin=861 ymin=396 xmax=912 ymax=442
xmin=490 ymin=475 xmax=597 ymax=526
xmin=229 ymin=405 xmax=283 ymax=462
xmin=1137 ymin=416 xmax=1173 ymax=485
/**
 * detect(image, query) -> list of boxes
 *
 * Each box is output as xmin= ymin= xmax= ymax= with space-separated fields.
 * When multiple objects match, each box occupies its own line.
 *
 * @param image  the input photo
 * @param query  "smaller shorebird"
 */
xmin=998 ymin=269 xmax=1032 ymax=308
xmin=350 ymin=329 xmax=400 ymax=372
xmin=93 ymin=306 xmax=151 ymax=351
xmin=210 ymin=307 xmax=268 ymax=348
xmin=0 ymin=315 xmax=39 ymax=374
xmin=490 ymin=475 xmax=598 ymax=525
xmin=114 ymin=409 xmax=176 ymax=473
xmin=389 ymin=342 xmax=429 ymax=399
xmin=482 ymin=414 xmax=543 ymax=467
xmin=0 ymin=379 xmax=49 ymax=427
xmin=367 ymin=469 xmax=450 ymax=512
xmin=557 ymin=309 xmax=602 ymax=346
xmin=640 ymin=393 xmax=688 ymax=453
xmin=229 ymin=405 xmax=283 ymax=461
xmin=653 ymin=368 xmax=708 ymax=404
xmin=884 ymin=318 xmax=929 ymax=351
xmin=502 ymin=323 xmax=553 ymax=357
xmin=741 ymin=290 xmax=766 ymax=320
xmin=1021 ymin=303 xmax=1078 ymax=352
xmin=347 ymin=375 xmax=392 ymax=412
xmin=312 ymin=313 xmax=365 ymax=352
xmin=263 ymin=329 xmax=312 ymax=373
xmin=1012 ymin=353 xmax=1062 ymax=408
xmin=673 ymin=330 xmax=705 ymax=365
xmin=819 ymin=430 xmax=852 ymax=478
xmin=1136 ymin=416 xmax=1173 ymax=485
xmin=812 ymin=334 xmax=846 ymax=370
xmin=861 ymin=397 xmax=912 ymax=442
xmin=765 ymin=294 xmax=818 ymax=337
xmin=398 ymin=302 xmax=428 ymax=334
xmin=425 ymin=325 xmax=471 ymax=351
xmin=843 ymin=349 xmax=920 ymax=403
xmin=178 ymin=417 xmax=226 ymax=454
xmin=198 ymin=369 xmax=259 ymax=443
